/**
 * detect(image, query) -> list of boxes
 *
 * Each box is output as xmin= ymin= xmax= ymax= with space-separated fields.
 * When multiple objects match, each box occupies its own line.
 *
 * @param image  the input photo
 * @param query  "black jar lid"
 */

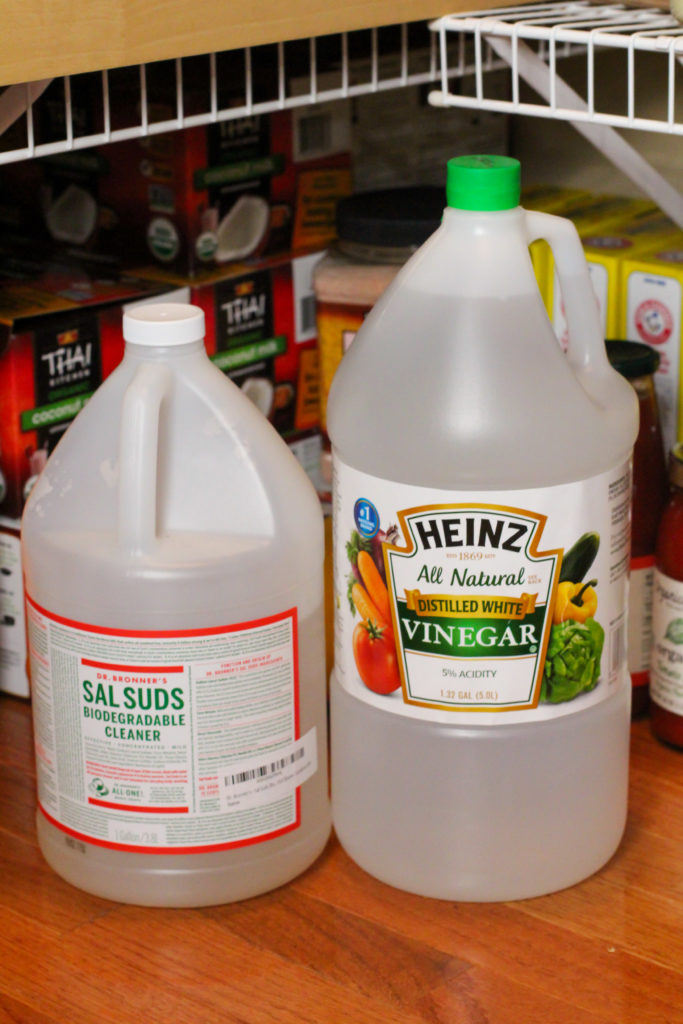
xmin=606 ymin=339 xmax=660 ymax=378
xmin=335 ymin=186 xmax=445 ymax=250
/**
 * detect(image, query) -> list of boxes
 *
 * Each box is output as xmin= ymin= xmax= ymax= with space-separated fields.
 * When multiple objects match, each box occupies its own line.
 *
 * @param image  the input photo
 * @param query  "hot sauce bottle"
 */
xmin=607 ymin=341 xmax=668 ymax=718
xmin=651 ymin=444 xmax=683 ymax=746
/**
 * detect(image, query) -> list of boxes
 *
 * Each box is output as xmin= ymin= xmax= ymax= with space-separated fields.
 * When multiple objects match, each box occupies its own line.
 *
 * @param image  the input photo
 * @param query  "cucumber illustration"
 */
xmin=559 ymin=532 xmax=600 ymax=584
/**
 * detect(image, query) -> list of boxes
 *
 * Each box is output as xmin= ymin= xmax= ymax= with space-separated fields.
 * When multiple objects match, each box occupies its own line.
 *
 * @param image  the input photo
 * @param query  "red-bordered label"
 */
xmin=27 ymin=596 xmax=318 ymax=854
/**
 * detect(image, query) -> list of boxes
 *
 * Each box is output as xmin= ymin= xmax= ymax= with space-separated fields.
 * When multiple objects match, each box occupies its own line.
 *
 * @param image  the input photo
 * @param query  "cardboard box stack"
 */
xmin=524 ymin=192 xmax=657 ymax=322
xmin=0 ymin=106 xmax=352 ymax=278
xmin=521 ymin=186 xmax=592 ymax=310
xmin=522 ymin=188 xmax=683 ymax=456
xmin=0 ymin=91 xmax=360 ymax=698
xmin=0 ymin=252 xmax=177 ymax=696
xmin=555 ymin=206 xmax=683 ymax=350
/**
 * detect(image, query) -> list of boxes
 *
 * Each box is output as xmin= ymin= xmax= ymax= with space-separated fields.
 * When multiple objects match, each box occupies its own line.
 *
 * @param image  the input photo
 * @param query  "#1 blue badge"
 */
xmin=354 ymin=498 xmax=379 ymax=539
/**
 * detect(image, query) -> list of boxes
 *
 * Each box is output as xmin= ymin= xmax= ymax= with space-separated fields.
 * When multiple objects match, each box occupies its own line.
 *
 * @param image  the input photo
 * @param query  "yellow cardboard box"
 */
xmin=551 ymin=210 xmax=683 ymax=350
xmin=544 ymin=196 xmax=658 ymax=335
xmin=619 ymin=237 xmax=683 ymax=456
xmin=521 ymin=186 xmax=590 ymax=312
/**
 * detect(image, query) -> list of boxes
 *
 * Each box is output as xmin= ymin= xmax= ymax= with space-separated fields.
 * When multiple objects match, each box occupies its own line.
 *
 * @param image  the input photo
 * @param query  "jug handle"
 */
xmin=524 ymin=210 xmax=622 ymax=411
xmin=118 ymin=362 xmax=172 ymax=556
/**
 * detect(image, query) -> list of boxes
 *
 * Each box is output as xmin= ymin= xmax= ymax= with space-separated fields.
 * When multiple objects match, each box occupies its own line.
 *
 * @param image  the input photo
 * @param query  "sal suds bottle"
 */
xmin=22 ymin=303 xmax=330 ymax=906
xmin=328 ymin=156 xmax=638 ymax=901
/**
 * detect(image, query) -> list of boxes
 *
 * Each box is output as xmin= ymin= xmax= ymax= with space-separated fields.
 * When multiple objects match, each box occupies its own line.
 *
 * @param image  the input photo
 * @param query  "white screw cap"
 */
xmin=123 ymin=303 xmax=205 ymax=346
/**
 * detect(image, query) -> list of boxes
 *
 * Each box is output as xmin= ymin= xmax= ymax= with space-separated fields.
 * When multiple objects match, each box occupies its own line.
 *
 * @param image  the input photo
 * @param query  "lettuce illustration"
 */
xmin=540 ymin=618 xmax=604 ymax=704
xmin=665 ymin=619 xmax=683 ymax=645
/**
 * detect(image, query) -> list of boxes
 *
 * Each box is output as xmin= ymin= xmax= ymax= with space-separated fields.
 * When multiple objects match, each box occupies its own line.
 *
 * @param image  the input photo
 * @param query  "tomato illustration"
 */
xmin=352 ymin=620 xmax=401 ymax=694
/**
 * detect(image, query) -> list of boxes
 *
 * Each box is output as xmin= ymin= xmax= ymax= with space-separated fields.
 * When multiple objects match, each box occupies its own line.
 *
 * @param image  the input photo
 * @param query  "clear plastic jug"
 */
xmin=22 ymin=303 xmax=330 ymax=906
xmin=328 ymin=156 xmax=638 ymax=901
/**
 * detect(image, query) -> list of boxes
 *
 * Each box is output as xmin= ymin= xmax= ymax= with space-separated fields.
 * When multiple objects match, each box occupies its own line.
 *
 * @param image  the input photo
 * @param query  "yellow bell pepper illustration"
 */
xmin=553 ymin=579 xmax=598 ymax=625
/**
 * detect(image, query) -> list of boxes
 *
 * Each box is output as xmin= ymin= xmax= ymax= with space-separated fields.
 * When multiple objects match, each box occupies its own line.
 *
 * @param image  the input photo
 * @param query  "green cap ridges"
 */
xmin=446 ymin=155 xmax=521 ymax=211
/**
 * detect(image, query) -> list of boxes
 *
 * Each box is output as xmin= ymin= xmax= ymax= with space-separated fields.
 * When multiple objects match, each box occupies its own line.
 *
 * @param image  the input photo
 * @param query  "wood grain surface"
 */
xmin=1 ymin=693 xmax=682 ymax=1023
xmin=0 ymin=0 xmax=510 ymax=86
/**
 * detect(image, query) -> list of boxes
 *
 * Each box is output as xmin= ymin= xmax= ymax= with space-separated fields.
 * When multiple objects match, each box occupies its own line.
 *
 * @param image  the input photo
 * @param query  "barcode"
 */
xmin=225 ymin=746 xmax=306 ymax=787
xmin=299 ymin=294 xmax=316 ymax=335
xmin=297 ymin=113 xmax=332 ymax=157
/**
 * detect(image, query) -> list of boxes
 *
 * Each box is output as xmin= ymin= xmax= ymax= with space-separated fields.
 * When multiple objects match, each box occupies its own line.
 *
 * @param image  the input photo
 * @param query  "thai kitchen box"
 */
xmin=0 ymin=252 xmax=178 ymax=698
xmin=136 ymin=250 xmax=324 ymax=489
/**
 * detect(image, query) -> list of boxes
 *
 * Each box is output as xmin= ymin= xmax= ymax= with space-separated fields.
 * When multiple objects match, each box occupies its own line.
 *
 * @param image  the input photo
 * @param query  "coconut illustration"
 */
xmin=45 ymin=184 xmax=98 ymax=245
xmin=215 ymin=195 xmax=270 ymax=263
xmin=241 ymin=376 xmax=274 ymax=418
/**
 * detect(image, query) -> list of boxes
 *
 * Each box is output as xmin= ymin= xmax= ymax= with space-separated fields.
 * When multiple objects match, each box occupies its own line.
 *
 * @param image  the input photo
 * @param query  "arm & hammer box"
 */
xmin=541 ymin=195 xmax=657 ymax=331
xmin=551 ymin=209 xmax=683 ymax=351
xmin=619 ymin=238 xmax=683 ymax=457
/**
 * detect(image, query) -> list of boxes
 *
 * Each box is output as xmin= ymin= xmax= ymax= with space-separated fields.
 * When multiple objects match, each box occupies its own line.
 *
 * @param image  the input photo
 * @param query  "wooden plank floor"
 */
xmin=1 ymin=693 xmax=683 ymax=1023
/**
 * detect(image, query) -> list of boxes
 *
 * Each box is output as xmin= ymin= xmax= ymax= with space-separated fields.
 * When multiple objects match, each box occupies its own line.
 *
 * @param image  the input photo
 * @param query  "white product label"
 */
xmin=27 ymin=597 xmax=317 ymax=853
xmin=219 ymin=730 xmax=317 ymax=809
xmin=651 ymin=570 xmax=683 ymax=714
xmin=292 ymin=251 xmax=324 ymax=343
xmin=626 ymin=269 xmax=681 ymax=457
xmin=333 ymin=458 xmax=631 ymax=725
xmin=293 ymin=101 xmax=351 ymax=162
xmin=289 ymin=432 xmax=323 ymax=492
xmin=0 ymin=530 xmax=29 ymax=698
xmin=627 ymin=556 xmax=655 ymax=685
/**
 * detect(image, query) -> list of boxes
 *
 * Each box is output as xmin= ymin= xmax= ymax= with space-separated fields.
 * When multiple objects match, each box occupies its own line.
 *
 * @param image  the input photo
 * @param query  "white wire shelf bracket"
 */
xmin=429 ymin=2 xmax=683 ymax=229
xmin=0 ymin=23 xmax=489 ymax=166
xmin=429 ymin=2 xmax=683 ymax=134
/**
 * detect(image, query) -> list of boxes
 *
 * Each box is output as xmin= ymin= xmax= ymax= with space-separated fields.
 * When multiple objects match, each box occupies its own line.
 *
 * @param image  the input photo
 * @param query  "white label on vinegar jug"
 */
xmin=26 ymin=597 xmax=318 ymax=853
xmin=333 ymin=458 xmax=631 ymax=725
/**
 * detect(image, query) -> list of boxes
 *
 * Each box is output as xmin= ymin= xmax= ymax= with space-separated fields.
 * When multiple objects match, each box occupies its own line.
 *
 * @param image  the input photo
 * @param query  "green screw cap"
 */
xmin=446 ymin=155 xmax=521 ymax=211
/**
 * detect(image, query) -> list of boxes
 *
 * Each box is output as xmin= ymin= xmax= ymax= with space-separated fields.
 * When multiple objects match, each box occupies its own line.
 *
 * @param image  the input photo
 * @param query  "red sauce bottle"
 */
xmin=607 ymin=341 xmax=667 ymax=718
xmin=651 ymin=444 xmax=683 ymax=746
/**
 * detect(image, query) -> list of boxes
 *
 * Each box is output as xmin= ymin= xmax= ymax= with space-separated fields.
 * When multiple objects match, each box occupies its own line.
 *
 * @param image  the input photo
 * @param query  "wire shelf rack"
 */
xmin=429 ymin=2 xmax=683 ymax=134
xmin=2 ymin=4 xmax=682 ymax=166
xmin=0 ymin=23 xmax=466 ymax=166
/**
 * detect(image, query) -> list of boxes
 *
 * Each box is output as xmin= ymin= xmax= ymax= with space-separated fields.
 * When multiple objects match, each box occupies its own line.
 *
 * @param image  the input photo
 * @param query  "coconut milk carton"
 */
xmin=0 ymin=107 xmax=351 ymax=277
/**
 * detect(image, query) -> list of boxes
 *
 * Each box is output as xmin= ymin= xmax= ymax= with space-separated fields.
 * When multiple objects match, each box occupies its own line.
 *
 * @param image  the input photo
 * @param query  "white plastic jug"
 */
xmin=22 ymin=303 xmax=330 ymax=906
xmin=328 ymin=156 xmax=638 ymax=901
